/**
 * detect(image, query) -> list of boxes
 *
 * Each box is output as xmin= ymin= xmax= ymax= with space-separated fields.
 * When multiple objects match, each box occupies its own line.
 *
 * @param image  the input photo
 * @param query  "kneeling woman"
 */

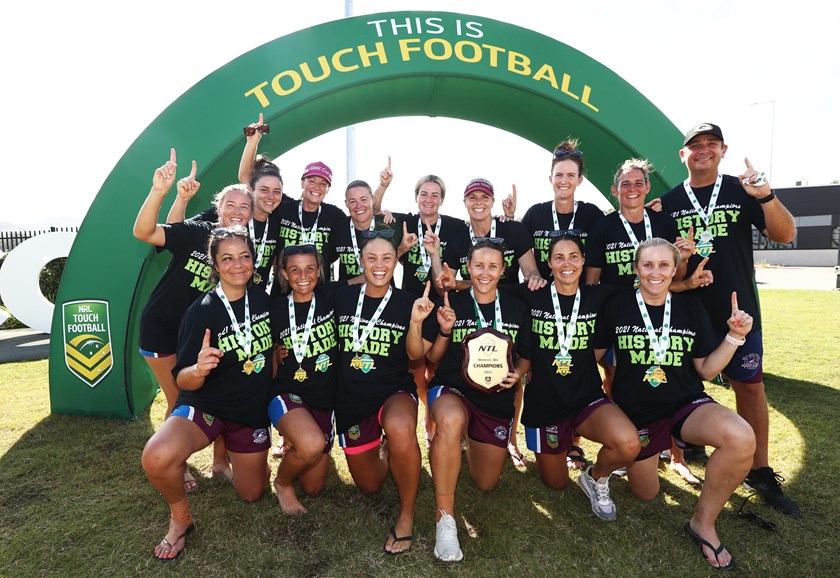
xmin=268 ymin=245 xmax=339 ymax=515
xmin=333 ymin=234 xmax=429 ymax=554
xmin=419 ymin=239 xmax=532 ymax=562
xmin=595 ymin=238 xmax=755 ymax=571
xmin=142 ymin=227 xmax=273 ymax=561
xmin=522 ymin=232 xmax=639 ymax=521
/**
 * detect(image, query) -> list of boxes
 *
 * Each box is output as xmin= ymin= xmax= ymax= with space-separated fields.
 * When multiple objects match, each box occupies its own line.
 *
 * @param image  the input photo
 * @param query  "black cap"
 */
xmin=683 ymin=123 xmax=724 ymax=146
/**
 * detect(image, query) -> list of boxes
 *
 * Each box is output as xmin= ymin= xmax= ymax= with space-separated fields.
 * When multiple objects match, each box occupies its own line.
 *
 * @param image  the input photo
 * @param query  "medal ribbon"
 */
xmin=352 ymin=284 xmax=393 ymax=352
xmin=214 ymin=285 xmax=252 ymax=358
xmin=682 ymin=173 xmax=723 ymax=229
xmin=552 ymin=200 xmax=578 ymax=231
xmin=618 ymin=209 xmax=653 ymax=250
xmin=550 ymin=285 xmax=581 ymax=357
xmin=470 ymin=288 xmax=502 ymax=330
xmin=298 ymin=203 xmax=322 ymax=244
xmin=350 ymin=218 xmax=376 ymax=272
xmin=288 ymin=294 xmax=316 ymax=366
xmin=248 ymin=217 xmax=270 ymax=271
xmin=417 ymin=215 xmax=442 ymax=270
xmin=635 ymin=289 xmax=671 ymax=365
xmin=469 ymin=217 xmax=497 ymax=245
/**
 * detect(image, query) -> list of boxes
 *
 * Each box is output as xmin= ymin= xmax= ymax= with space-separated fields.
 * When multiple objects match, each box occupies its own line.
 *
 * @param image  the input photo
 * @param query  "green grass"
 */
xmin=1 ymin=289 xmax=838 ymax=577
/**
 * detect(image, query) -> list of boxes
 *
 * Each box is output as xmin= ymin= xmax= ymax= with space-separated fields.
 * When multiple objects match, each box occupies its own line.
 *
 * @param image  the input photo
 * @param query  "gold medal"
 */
xmin=553 ymin=353 xmax=573 ymax=376
xmin=294 ymin=367 xmax=307 ymax=382
xmin=253 ymin=271 xmax=263 ymax=284
xmin=243 ymin=359 xmax=255 ymax=375
xmin=643 ymin=365 xmax=667 ymax=387
xmin=350 ymin=354 xmax=363 ymax=370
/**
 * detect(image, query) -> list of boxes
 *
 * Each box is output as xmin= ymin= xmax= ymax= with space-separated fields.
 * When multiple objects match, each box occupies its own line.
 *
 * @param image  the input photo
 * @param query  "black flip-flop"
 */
xmin=566 ymin=445 xmax=589 ymax=470
xmin=384 ymin=526 xmax=413 ymax=555
xmin=155 ymin=522 xmax=195 ymax=562
xmin=684 ymin=522 xmax=736 ymax=571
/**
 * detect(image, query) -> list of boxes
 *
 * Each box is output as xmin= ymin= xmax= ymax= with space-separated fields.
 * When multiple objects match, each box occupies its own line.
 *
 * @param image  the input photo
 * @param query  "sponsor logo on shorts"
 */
xmin=289 ymin=394 xmax=302 ymax=404
xmin=348 ymin=425 xmax=361 ymax=440
xmin=203 ymin=413 xmax=215 ymax=427
xmin=253 ymin=428 xmax=268 ymax=444
xmin=638 ymin=429 xmax=650 ymax=448
xmin=547 ymin=433 xmax=558 ymax=449
xmin=741 ymin=353 xmax=761 ymax=371
xmin=494 ymin=426 xmax=508 ymax=440
xmin=545 ymin=425 xmax=558 ymax=434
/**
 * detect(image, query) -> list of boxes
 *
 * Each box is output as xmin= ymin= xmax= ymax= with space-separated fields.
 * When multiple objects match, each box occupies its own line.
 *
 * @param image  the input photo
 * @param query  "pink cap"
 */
xmin=463 ymin=178 xmax=494 ymax=197
xmin=301 ymin=161 xmax=332 ymax=185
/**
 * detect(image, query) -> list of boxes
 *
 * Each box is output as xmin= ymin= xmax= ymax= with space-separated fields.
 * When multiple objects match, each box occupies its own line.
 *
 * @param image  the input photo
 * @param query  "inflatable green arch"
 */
xmin=49 ymin=11 xmax=683 ymax=418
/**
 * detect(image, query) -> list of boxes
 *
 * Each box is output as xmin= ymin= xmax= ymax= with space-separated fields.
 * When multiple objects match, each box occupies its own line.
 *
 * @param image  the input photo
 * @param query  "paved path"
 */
xmin=0 ymin=267 xmax=835 ymax=364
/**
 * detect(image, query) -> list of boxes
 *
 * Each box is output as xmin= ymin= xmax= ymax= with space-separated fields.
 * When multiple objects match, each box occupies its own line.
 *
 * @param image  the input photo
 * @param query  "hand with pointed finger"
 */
xmin=739 ymin=157 xmax=772 ymax=197
xmin=195 ymin=329 xmax=223 ymax=377
xmin=176 ymin=160 xmax=201 ymax=202
xmin=379 ymin=156 xmax=393 ymax=187
xmin=152 ymin=148 xmax=178 ymax=195
xmin=436 ymin=291 xmax=456 ymax=333
xmin=422 ymin=230 xmax=440 ymax=254
xmin=687 ymin=257 xmax=713 ymax=288
xmin=244 ymin=113 xmax=267 ymax=142
xmin=502 ymin=184 xmax=517 ymax=219
xmin=673 ymin=226 xmax=696 ymax=262
xmin=398 ymin=221 xmax=418 ymax=256
xmin=436 ymin=263 xmax=457 ymax=291
xmin=726 ymin=291 xmax=753 ymax=337
xmin=411 ymin=282 xmax=435 ymax=322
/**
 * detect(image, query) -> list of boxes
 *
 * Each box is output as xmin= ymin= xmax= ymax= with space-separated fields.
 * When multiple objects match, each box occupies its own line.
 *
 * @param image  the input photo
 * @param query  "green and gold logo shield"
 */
xmin=62 ymin=300 xmax=113 ymax=388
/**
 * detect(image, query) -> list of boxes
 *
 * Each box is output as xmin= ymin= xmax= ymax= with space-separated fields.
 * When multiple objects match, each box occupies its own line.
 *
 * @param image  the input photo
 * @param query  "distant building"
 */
xmin=754 ymin=184 xmax=840 ymax=266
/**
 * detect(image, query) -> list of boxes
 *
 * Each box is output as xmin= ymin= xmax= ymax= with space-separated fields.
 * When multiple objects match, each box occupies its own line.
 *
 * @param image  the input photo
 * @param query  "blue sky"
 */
xmin=2 ymin=0 xmax=837 ymax=228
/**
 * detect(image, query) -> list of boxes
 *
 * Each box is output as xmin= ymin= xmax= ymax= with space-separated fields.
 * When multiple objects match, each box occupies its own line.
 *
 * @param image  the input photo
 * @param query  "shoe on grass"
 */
xmin=434 ymin=510 xmax=464 ymax=562
xmin=744 ymin=466 xmax=801 ymax=518
xmin=578 ymin=465 xmax=617 ymax=521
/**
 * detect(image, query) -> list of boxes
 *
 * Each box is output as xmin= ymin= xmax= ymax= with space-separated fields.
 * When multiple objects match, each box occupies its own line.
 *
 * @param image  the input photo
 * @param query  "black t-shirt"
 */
xmin=518 ymin=283 xmax=614 ymax=425
xmin=661 ymin=174 xmax=767 ymax=331
xmin=594 ymin=290 xmax=717 ymax=427
xmin=456 ymin=219 xmax=533 ymax=284
xmin=422 ymin=287 xmax=532 ymax=419
xmin=276 ymin=199 xmax=345 ymax=277
xmin=139 ymin=220 xmax=216 ymax=347
xmin=333 ymin=285 xmax=418 ymax=431
xmin=395 ymin=213 xmax=472 ymax=296
xmin=332 ymin=215 xmax=405 ymax=282
xmin=188 ymin=207 xmax=281 ymax=292
xmin=522 ymin=200 xmax=604 ymax=279
xmin=269 ymin=283 xmax=341 ymax=410
xmin=172 ymin=285 xmax=273 ymax=428
xmin=586 ymin=210 xmax=680 ymax=286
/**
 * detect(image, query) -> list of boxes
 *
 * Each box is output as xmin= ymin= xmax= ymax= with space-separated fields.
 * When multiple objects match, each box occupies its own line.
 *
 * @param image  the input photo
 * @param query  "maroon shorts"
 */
xmin=170 ymin=405 xmax=271 ymax=454
xmin=338 ymin=391 xmax=417 ymax=455
xmin=268 ymin=393 xmax=335 ymax=454
xmin=524 ymin=397 xmax=612 ymax=454
xmin=428 ymin=385 xmax=512 ymax=449
xmin=635 ymin=396 xmax=716 ymax=461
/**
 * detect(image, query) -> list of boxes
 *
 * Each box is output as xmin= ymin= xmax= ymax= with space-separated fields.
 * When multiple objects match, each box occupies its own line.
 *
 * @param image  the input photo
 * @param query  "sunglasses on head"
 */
xmin=360 ymin=229 xmax=395 ymax=239
xmin=553 ymin=148 xmax=583 ymax=158
xmin=547 ymin=229 xmax=587 ymax=239
xmin=243 ymin=124 xmax=271 ymax=137
xmin=284 ymin=244 xmax=317 ymax=255
xmin=473 ymin=236 xmax=506 ymax=246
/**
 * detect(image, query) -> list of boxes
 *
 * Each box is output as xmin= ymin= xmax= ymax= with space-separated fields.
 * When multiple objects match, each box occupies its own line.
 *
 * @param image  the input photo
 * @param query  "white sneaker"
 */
xmin=578 ymin=466 xmax=617 ymax=521
xmin=434 ymin=510 xmax=464 ymax=562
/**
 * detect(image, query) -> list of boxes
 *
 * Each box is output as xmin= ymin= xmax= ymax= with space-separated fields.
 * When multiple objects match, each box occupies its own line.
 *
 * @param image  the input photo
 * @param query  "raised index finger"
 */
xmin=744 ymin=157 xmax=754 ymax=171
xmin=387 ymin=155 xmax=392 ymax=171
xmin=731 ymin=291 xmax=739 ymax=314
xmin=202 ymin=328 xmax=212 ymax=349
xmin=423 ymin=281 xmax=431 ymax=298
xmin=189 ymin=160 xmax=197 ymax=179
xmin=443 ymin=290 xmax=450 ymax=307
xmin=687 ymin=226 xmax=694 ymax=242
xmin=169 ymin=148 xmax=177 ymax=165
xmin=512 ymin=184 xmax=517 ymax=199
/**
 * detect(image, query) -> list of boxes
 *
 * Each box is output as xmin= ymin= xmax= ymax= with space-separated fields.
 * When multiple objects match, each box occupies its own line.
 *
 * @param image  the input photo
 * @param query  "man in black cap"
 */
xmin=660 ymin=123 xmax=800 ymax=517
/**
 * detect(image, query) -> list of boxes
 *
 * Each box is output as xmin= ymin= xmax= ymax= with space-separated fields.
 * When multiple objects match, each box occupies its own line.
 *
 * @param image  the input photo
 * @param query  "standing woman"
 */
xmin=268 ymin=245 xmax=339 ymax=515
xmin=522 ymin=232 xmax=639 ymax=520
xmin=518 ymin=139 xmax=604 ymax=280
xmin=594 ymin=238 xmax=756 ymax=570
xmin=133 ymin=149 xmax=253 ymax=488
xmin=419 ymin=240 xmax=532 ymax=562
xmin=141 ymin=226 xmax=274 ymax=561
xmin=333 ymin=234 xmax=427 ymax=555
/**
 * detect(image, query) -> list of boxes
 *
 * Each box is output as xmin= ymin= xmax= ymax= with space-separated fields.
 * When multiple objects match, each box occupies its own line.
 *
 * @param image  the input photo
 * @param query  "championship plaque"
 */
xmin=461 ymin=327 xmax=514 ymax=395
